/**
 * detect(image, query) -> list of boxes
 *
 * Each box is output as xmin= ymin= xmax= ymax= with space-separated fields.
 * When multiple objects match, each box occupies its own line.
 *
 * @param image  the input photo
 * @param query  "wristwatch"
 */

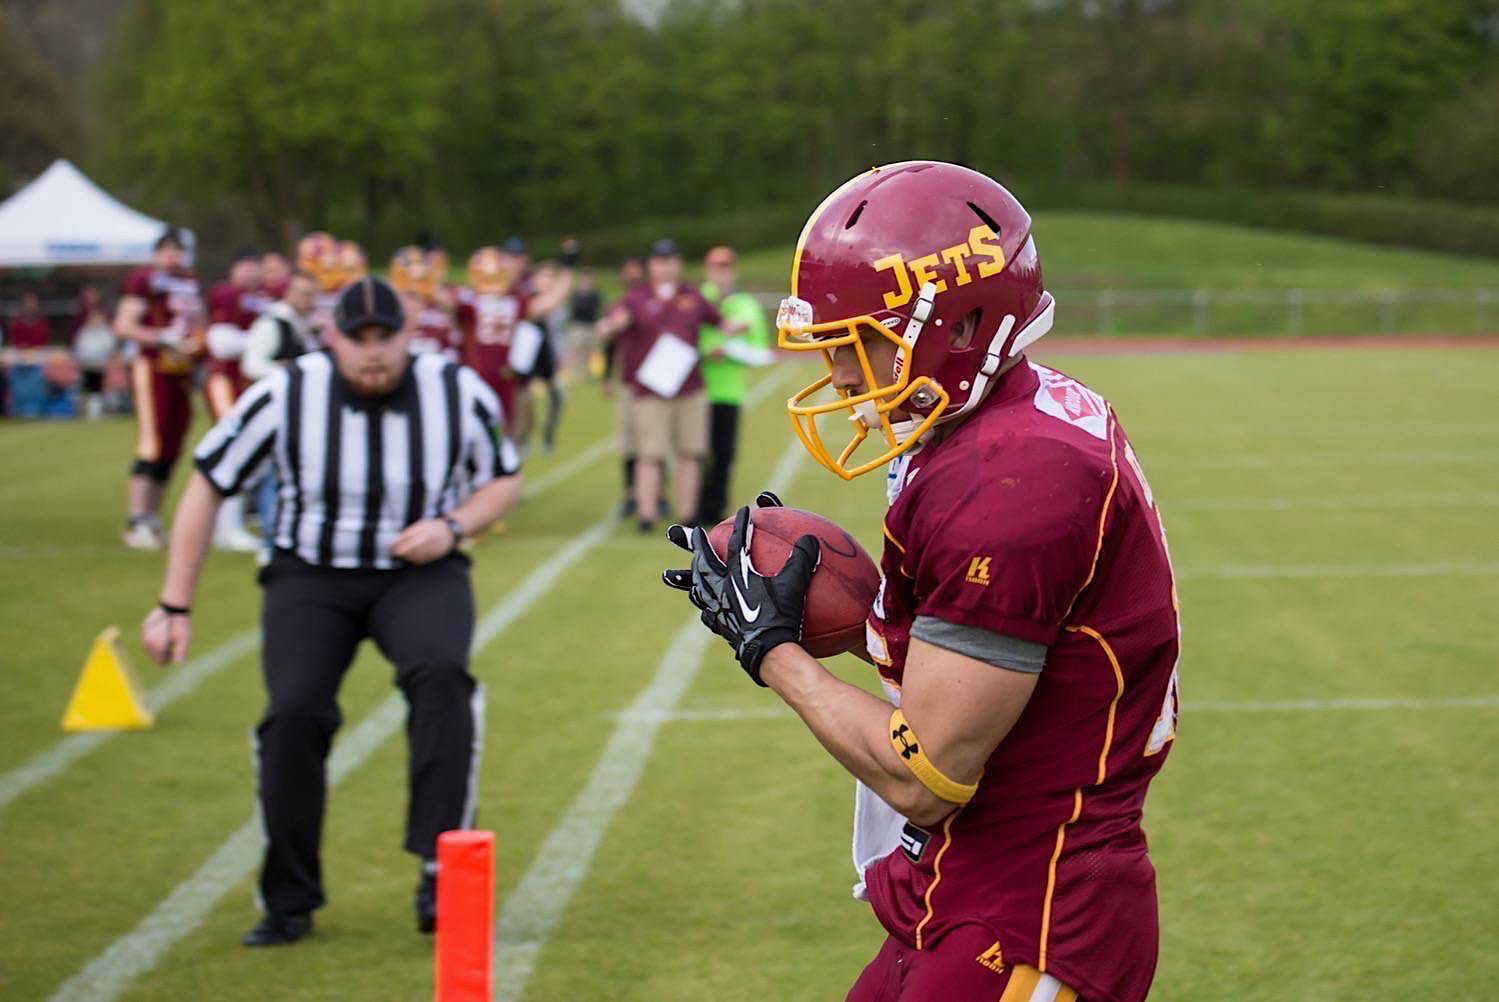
xmin=444 ymin=516 xmax=465 ymax=543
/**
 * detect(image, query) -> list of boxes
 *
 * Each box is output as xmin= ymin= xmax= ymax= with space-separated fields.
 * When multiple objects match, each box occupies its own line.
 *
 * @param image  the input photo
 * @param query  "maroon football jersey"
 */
xmin=612 ymin=283 xmax=721 ymax=398
xmin=409 ymin=296 xmax=460 ymax=360
xmin=455 ymin=286 xmax=527 ymax=378
xmin=5 ymin=315 xmax=52 ymax=350
xmin=207 ymin=281 xmax=264 ymax=330
xmin=122 ymin=266 xmax=203 ymax=374
xmin=862 ymin=360 xmax=1179 ymax=1002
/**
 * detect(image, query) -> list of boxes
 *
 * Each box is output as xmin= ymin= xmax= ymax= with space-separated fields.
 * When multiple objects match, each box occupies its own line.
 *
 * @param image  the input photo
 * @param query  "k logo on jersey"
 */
xmin=965 ymin=557 xmax=992 ymax=586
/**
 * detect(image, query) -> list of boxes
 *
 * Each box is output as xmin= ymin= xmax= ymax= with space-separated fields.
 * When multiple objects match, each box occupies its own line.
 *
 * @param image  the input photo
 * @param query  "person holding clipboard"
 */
xmin=596 ymin=239 xmax=744 ymax=533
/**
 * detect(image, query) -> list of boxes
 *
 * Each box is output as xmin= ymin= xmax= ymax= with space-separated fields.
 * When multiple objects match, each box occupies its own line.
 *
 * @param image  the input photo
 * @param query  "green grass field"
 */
xmin=2 ymin=339 xmax=1497 ymax=1000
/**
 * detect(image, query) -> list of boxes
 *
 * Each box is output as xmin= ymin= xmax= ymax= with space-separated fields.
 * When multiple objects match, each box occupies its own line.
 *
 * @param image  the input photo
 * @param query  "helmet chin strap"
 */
xmin=940 ymin=296 xmax=1056 ymax=424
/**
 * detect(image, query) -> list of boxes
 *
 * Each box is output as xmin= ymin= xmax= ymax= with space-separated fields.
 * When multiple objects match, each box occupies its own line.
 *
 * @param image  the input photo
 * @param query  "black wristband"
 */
xmin=159 ymin=601 xmax=191 ymax=616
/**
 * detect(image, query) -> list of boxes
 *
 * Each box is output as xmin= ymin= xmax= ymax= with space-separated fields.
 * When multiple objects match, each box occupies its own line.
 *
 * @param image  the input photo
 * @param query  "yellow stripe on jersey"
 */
xmin=1039 ymin=789 xmax=1084 ymax=972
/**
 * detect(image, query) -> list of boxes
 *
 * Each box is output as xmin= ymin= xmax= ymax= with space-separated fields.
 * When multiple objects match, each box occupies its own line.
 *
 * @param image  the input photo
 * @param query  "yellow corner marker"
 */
xmin=60 ymin=627 xmax=154 ymax=732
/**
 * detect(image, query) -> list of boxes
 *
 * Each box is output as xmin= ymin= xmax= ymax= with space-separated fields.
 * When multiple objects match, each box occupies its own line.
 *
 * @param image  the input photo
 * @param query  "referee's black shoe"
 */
xmin=416 ymin=869 xmax=437 ymax=934
xmin=242 ymin=911 xmax=312 ymax=947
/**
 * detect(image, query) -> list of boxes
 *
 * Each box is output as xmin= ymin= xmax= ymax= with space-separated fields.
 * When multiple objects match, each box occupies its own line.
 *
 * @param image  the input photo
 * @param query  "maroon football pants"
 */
xmin=131 ymin=358 xmax=193 ymax=475
xmin=847 ymin=924 xmax=1079 ymax=1002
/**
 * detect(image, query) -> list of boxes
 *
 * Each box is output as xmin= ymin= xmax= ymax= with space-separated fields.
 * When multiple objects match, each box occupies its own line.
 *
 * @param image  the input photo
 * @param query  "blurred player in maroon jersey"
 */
xmin=663 ymin=162 xmax=1179 ymax=1002
xmin=203 ymin=249 xmax=266 ymax=552
xmin=456 ymin=244 xmax=576 ymax=446
xmin=116 ymin=228 xmax=205 ymax=550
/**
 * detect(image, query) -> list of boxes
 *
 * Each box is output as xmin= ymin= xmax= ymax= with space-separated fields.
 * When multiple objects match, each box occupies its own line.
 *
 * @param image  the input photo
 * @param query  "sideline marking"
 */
xmin=1168 ymin=492 xmax=1499 ymax=512
xmin=1153 ymin=449 xmax=1499 ymax=469
xmin=0 ymin=630 xmax=258 ymax=812
xmin=491 ymin=440 xmax=805 ymax=1002
xmin=1177 ymin=561 xmax=1499 ymax=580
xmin=48 ymin=516 xmax=616 ymax=1002
xmin=45 ymin=368 xmax=795 ymax=1000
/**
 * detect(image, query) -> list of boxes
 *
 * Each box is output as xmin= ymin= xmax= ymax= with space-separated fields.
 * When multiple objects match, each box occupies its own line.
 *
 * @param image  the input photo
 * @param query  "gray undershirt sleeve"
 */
xmin=910 ymin=615 xmax=1048 ymax=673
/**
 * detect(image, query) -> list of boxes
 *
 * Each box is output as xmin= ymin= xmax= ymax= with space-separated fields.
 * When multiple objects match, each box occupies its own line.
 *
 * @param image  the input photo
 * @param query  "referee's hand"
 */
xmin=392 ymin=518 xmax=458 ymax=565
xmin=141 ymin=607 xmax=192 ymax=666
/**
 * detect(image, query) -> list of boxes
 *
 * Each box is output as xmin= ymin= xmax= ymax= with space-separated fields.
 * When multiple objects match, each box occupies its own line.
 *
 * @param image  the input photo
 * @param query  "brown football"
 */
xmin=708 ymin=507 xmax=880 ymax=659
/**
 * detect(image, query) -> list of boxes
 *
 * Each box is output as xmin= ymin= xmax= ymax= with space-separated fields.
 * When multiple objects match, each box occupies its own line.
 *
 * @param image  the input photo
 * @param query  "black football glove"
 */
xmin=662 ymin=505 xmax=820 ymax=685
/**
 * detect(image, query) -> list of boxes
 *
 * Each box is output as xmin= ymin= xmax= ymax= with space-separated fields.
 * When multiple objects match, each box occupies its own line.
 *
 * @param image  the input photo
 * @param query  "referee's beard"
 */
xmin=331 ymin=325 xmax=413 ymax=397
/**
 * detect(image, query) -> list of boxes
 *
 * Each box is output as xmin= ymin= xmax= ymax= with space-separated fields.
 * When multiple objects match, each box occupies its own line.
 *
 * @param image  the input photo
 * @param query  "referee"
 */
xmin=141 ymin=277 xmax=520 ymax=947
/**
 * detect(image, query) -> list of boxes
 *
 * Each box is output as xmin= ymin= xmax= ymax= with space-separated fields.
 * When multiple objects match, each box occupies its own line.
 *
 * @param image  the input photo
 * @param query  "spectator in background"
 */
xmin=696 ymin=246 xmax=773 ymax=525
xmin=261 ymin=252 xmax=292 ymax=300
xmin=569 ymin=268 xmax=599 ymax=373
xmin=4 ymin=292 xmax=53 ymax=418
xmin=518 ymin=258 xmax=576 ymax=454
xmin=71 ymin=285 xmax=117 ymax=420
xmin=597 ymin=239 xmax=744 ymax=532
xmin=605 ymin=257 xmax=647 ymax=516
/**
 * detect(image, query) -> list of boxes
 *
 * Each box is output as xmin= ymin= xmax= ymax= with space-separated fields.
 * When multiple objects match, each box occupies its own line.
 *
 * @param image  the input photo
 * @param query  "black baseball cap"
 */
xmin=649 ymin=237 xmax=679 ymax=258
xmin=334 ymin=277 xmax=405 ymax=334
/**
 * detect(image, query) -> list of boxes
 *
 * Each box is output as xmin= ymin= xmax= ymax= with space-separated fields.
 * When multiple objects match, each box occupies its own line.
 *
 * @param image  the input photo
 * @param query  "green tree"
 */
xmin=96 ymin=0 xmax=453 ymax=246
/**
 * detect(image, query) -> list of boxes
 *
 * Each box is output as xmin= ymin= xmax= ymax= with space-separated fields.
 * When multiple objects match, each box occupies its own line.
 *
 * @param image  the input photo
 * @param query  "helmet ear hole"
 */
xmin=950 ymin=309 xmax=981 ymax=351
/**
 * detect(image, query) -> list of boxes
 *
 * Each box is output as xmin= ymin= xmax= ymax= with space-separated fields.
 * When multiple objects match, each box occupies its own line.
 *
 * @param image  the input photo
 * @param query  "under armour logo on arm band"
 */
xmin=889 ymin=708 xmax=980 ymax=805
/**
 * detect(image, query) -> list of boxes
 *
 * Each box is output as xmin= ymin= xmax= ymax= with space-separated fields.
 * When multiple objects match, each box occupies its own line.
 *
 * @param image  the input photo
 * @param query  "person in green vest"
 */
xmin=697 ymin=245 xmax=774 ymax=525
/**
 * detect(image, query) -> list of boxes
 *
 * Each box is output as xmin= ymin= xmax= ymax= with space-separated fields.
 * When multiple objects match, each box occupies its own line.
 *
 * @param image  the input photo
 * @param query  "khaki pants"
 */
xmin=626 ymin=391 xmax=708 ymax=461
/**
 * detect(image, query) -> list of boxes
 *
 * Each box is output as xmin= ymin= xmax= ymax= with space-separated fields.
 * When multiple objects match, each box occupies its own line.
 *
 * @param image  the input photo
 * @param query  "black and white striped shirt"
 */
xmin=194 ymin=351 xmax=520 ymax=569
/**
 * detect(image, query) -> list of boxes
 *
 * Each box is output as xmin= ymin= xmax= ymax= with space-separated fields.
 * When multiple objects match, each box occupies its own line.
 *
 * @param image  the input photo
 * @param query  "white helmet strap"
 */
xmin=943 ymin=296 xmax=1057 ymax=423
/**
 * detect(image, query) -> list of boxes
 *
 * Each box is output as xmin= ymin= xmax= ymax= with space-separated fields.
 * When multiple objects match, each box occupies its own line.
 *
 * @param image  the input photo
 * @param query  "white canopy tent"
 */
xmin=0 ymin=160 xmax=193 ymax=268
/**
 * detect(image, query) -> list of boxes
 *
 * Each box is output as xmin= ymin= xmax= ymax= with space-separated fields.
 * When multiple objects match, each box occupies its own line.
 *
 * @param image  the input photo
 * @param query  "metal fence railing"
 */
xmin=753 ymin=288 xmax=1499 ymax=338
xmin=1024 ymin=287 xmax=1498 ymax=337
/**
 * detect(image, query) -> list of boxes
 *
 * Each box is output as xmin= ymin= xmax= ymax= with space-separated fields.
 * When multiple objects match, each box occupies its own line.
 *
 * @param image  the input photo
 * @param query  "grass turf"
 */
xmin=1 ymin=344 xmax=1497 ymax=999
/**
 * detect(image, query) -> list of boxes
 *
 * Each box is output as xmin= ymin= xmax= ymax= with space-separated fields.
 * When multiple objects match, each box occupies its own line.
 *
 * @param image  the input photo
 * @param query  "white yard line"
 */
xmin=0 ymin=629 xmax=259 ymax=812
xmin=491 ymin=440 xmax=805 ymax=1002
xmin=48 ymin=515 xmax=616 ymax=1002
xmin=523 ymin=438 xmax=613 ymax=497
xmin=1177 ymin=561 xmax=1499 ymax=580
xmin=1168 ymin=492 xmax=1499 ymax=512
xmin=0 ymin=397 xmax=662 ymax=817
xmin=46 ymin=369 xmax=798 ymax=1001
xmin=1152 ymin=449 xmax=1499 ymax=469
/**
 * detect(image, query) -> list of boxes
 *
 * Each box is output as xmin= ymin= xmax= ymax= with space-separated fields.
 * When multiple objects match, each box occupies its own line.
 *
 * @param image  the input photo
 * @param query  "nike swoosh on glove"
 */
xmin=662 ymin=504 xmax=820 ymax=685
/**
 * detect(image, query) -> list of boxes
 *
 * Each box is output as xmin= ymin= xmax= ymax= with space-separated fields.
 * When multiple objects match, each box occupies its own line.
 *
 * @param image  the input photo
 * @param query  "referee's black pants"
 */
xmin=254 ymin=551 xmax=481 ymax=916
xmin=697 ymin=401 xmax=741 ymax=526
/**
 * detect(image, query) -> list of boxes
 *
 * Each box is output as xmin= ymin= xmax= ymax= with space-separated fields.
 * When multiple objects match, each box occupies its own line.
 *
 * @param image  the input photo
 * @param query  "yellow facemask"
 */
xmin=776 ymin=287 xmax=949 ymax=480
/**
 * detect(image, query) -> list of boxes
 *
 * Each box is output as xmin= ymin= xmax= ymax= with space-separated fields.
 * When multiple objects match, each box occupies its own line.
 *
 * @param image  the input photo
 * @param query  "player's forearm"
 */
xmin=160 ymin=474 xmax=222 ymax=607
xmin=450 ymin=475 xmax=521 ymax=535
xmin=114 ymin=298 xmax=157 ymax=345
xmin=761 ymin=644 xmax=942 ymax=822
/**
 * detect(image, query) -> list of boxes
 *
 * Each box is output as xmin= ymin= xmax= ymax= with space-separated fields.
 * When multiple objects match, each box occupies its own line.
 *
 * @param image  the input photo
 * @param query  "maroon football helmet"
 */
xmin=778 ymin=161 xmax=1054 ymax=479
